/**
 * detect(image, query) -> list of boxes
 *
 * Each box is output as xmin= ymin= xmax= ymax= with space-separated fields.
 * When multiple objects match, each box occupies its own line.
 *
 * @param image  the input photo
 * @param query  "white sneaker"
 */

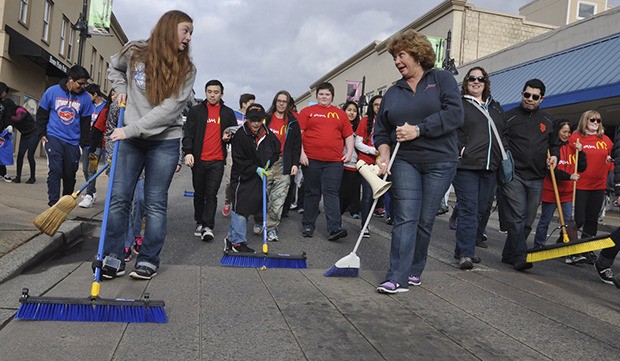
xmin=201 ymin=227 xmax=214 ymax=242
xmin=78 ymin=194 xmax=94 ymax=208
xmin=194 ymin=224 xmax=203 ymax=237
xmin=91 ymin=192 xmax=97 ymax=204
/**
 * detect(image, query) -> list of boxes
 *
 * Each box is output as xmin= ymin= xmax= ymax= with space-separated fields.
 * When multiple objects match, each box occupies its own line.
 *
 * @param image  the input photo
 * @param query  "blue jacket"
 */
xmin=374 ymin=68 xmax=463 ymax=163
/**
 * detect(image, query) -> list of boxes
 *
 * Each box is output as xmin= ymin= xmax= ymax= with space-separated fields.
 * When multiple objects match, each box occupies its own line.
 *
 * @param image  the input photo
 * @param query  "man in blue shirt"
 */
xmin=36 ymin=65 xmax=95 ymax=207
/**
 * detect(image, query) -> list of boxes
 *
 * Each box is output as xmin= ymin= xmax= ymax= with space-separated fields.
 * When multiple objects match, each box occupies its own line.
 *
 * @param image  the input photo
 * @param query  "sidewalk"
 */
xmin=1 ymin=160 xmax=619 ymax=360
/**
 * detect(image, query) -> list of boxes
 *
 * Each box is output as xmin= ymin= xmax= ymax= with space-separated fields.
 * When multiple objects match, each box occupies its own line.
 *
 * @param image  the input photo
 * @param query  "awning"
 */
xmin=489 ymin=33 xmax=620 ymax=110
xmin=5 ymin=25 xmax=68 ymax=78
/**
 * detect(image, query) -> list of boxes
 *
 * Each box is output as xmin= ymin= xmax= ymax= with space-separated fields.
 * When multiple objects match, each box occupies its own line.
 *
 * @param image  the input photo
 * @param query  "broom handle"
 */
xmin=76 ymin=163 xmax=110 ymax=194
xmin=547 ymin=150 xmax=569 ymax=243
xmin=92 ymin=104 xmax=125 ymax=291
xmin=262 ymin=171 xmax=268 ymax=255
xmin=572 ymin=141 xmax=579 ymax=210
xmin=352 ymin=141 xmax=400 ymax=254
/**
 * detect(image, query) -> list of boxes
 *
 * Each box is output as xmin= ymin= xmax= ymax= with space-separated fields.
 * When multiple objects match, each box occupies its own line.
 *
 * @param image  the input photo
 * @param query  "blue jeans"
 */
xmin=500 ymin=174 xmax=543 ymax=264
xmin=104 ymin=138 xmax=179 ymax=271
xmin=302 ymin=159 xmax=344 ymax=234
xmin=453 ymin=169 xmax=497 ymax=258
xmin=386 ymin=159 xmax=456 ymax=287
xmin=80 ymin=146 xmax=101 ymax=196
xmin=228 ymin=211 xmax=249 ymax=244
xmin=125 ymin=177 xmax=145 ymax=248
xmin=533 ymin=201 xmax=573 ymax=248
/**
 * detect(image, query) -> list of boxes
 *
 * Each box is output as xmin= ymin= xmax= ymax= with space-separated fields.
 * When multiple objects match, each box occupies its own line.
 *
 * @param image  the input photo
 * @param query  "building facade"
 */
xmin=0 ymin=0 xmax=127 ymax=113
xmin=295 ymin=0 xmax=555 ymax=107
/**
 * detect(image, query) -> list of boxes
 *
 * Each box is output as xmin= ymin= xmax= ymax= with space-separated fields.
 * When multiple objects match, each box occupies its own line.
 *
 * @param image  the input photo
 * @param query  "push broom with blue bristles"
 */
xmin=324 ymin=142 xmax=400 ymax=277
xmin=220 ymin=162 xmax=307 ymax=269
xmin=17 ymin=104 xmax=167 ymax=323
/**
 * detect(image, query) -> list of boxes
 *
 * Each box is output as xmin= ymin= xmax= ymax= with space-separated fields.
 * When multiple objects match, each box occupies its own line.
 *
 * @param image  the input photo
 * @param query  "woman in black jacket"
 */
xmin=453 ymin=66 xmax=505 ymax=270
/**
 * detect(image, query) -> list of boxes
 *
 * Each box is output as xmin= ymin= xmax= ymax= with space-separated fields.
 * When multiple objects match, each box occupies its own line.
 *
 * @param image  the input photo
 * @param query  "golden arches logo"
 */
xmin=595 ymin=141 xmax=607 ymax=149
xmin=569 ymin=153 xmax=577 ymax=165
xmin=327 ymin=112 xmax=339 ymax=119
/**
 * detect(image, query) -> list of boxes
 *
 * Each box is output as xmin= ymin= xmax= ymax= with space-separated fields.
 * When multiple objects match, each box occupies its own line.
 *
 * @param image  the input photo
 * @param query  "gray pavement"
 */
xmin=1 ymin=158 xmax=620 ymax=360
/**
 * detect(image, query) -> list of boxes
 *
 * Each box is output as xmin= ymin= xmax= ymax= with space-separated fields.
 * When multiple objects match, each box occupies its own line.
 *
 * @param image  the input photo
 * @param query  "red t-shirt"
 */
xmin=570 ymin=132 xmax=613 ymax=191
xmin=355 ymin=116 xmax=376 ymax=165
xmin=541 ymin=142 xmax=577 ymax=203
xmin=269 ymin=114 xmax=287 ymax=155
xmin=298 ymin=104 xmax=353 ymax=162
xmin=200 ymin=103 xmax=224 ymax=161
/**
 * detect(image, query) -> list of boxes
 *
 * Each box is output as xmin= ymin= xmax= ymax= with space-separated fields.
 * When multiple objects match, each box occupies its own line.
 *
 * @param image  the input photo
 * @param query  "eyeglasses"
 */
xmin=276 ymin=99 xmax=288 ymax=104
xmin=589 ymin=118 xmax=602 ymax=123
xmin=75 ymin=81 xmax=89 ymax=88
xmin=522 ymin=92 xmax=541 ymax=101
xmin=467 ymin=76 xmax=485 ymax=83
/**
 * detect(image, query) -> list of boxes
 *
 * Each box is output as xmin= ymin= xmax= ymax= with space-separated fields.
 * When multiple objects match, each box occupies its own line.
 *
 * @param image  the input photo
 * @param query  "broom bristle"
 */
xmin=16 ymin=298 xmax=167 ymax=323
xmin=220 ymin=253 xmax=265 ymax=268
xmin=323 ymin=265 xmax=359 ymax=277
xmin=526 ymin=237 xmax=615 ymax=263
xmin=33 ymin=194 xmax=78 ymax=236
xmin=220 ymin=252 xmax=307 ymax=269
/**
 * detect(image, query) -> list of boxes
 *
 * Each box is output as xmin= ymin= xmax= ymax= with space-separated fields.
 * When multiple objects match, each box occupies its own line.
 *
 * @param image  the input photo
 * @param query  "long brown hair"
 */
xmin=130 ymin=10 xmax=194 ymax=105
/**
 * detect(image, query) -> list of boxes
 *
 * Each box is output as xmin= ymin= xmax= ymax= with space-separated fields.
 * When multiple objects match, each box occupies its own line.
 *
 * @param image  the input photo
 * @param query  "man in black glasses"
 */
xmin=499 ymin=78 xmax=558 ymax=271
xmin=36 ymin=65 xmax=95 ymax=207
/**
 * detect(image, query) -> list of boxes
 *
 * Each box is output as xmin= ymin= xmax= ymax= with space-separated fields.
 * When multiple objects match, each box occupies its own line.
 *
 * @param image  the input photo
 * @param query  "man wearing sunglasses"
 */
xmin=499 ymin=78 xmax=558 ymax=271
xmin=36 ymin=65 xmax=95 ymax=207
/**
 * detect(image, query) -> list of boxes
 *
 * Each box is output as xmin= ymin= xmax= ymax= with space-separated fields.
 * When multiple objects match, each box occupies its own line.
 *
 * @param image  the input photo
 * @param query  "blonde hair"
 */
xmin=129 ymin=10 xmax=194 ymax=105
xmin=576 ymin=110 xmax=604 ymax=138
xmin=387 ymin=29 xmax=436 ymax=70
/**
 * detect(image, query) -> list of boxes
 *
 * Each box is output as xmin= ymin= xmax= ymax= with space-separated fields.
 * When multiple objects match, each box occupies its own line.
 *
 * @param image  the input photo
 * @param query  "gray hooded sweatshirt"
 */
xmin=108 ymin=41 xmax=196 ymax=141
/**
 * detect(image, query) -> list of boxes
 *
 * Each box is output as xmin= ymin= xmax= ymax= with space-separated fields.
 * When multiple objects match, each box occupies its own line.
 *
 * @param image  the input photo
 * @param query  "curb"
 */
xmin=0 ymin=221 xmax=95 ymax=285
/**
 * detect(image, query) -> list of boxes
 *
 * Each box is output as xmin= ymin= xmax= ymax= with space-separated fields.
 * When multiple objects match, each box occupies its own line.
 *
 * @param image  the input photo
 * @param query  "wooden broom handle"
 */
xmin=548 ymin=150 xmax=570 ymax=243
xmin=572 ymin=141 xmax=579 ymax=206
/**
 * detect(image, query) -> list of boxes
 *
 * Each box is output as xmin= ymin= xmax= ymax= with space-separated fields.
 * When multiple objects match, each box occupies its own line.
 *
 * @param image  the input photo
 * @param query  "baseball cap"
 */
xmin=0 ymin=82 xmax=9 ymax=94
xmin=245 ymin=107 xmax=266 ymax=122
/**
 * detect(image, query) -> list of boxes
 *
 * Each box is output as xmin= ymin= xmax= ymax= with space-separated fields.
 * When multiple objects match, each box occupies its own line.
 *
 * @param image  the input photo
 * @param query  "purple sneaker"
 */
xmin=408 ymin=275 xmax=421 ymax=286
xmin=376 ymin=280 xmax=409 ymax=294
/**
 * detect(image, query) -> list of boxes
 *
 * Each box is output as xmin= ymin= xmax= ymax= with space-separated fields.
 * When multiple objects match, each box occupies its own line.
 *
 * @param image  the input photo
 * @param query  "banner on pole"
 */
xmin=88 ymin=0 xmax=114 ymax=35
xmin=346 ymin=80 xmax=363 ymax=102
xmin=426 ymin=36 xmax=445 ymax=69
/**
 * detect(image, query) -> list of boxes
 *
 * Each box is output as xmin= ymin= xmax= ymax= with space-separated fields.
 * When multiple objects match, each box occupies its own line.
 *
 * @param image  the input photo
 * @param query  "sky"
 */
xmin=111 ymin=0 xmax=619 ymax=108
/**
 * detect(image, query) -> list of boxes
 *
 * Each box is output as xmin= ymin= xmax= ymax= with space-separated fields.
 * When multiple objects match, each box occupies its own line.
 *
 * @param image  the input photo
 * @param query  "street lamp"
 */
xmin=72 ymin=0 xmax=91 ymax=66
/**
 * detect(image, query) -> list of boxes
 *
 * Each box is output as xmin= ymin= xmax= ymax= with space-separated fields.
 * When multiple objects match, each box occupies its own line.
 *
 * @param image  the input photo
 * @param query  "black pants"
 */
xmin=16 ymin=133 xmax=38 ymax=179
xmin=574 ymin=189 xmax=605 ymax=238
xmin=339 ymin=169 xmax=361 ymax=216
xmin=191 ymin=159 xmax=224 ymax=229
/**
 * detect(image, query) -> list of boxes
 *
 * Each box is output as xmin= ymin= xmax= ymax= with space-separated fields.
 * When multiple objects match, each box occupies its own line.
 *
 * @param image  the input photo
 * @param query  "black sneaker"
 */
xmin=475 ymin=239 xmax=488 ymax=248
xmin=224 ymin=237 xmax=233 ymax=252
xmin=129 ymin=265 xmax=157 ymax=280
xmin=328 ymin=228 xmax=347 ymax=242
xmin=231 ymin=243 xmax=255 ymax=253
xmin=594 ymin=262 xmax=614 ymax=285
xmin=514 ymin=260 xmax=533 ymax=271
xmin=302 ymin=228 xmax=313 ymax=238
xmin=101 ymin=263 xmax=126 ymax=280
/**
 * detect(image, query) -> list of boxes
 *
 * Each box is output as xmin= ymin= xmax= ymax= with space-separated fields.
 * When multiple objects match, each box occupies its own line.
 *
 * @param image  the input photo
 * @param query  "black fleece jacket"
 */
xmin=265 ymin=111 xmax=301 ymax=175
xmin=182 ymin=100 xmax=237 ymax=160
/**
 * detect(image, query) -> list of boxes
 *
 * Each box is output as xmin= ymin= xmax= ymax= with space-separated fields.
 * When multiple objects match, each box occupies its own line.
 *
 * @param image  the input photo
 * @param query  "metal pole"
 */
xmin=74 ymin=0 xmax=90 ymax=66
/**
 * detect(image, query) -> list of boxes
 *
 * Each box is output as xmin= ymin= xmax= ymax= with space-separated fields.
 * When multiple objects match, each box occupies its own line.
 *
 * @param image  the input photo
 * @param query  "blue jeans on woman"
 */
xmin=386 ymin=159 xmax=456 ymax=287
xmin=104 ymin=138 xmax=179 ymax=272
xmin=453 ymin=169 xmax=497 ymax=258
xmin=533 ymin=201 xmax=573 ymax=248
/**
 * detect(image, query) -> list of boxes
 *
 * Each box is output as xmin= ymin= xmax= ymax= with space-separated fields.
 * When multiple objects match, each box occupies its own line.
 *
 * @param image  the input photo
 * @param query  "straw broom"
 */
xmin=33 ymin=163 xmax=109 ymax=236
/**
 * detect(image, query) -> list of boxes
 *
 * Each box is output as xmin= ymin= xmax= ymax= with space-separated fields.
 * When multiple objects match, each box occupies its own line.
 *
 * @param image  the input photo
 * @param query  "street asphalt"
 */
xmin=0 ymin=158 xmax=619 ymax=361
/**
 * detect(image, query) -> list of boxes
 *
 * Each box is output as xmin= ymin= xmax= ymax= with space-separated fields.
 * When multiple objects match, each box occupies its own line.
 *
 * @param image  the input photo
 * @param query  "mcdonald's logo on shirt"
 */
xmin=327 ymin=112 xmax=339 ymax=119
xmin=595 ymin=141 xmax=608 ymax=149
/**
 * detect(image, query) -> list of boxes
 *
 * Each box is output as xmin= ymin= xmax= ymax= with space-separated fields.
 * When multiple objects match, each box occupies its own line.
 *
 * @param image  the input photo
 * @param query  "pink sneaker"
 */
xmin=132 ymin=235 xmax=143 ymax=255
xmin=222 ymin=202 xmax=231 ymax=216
